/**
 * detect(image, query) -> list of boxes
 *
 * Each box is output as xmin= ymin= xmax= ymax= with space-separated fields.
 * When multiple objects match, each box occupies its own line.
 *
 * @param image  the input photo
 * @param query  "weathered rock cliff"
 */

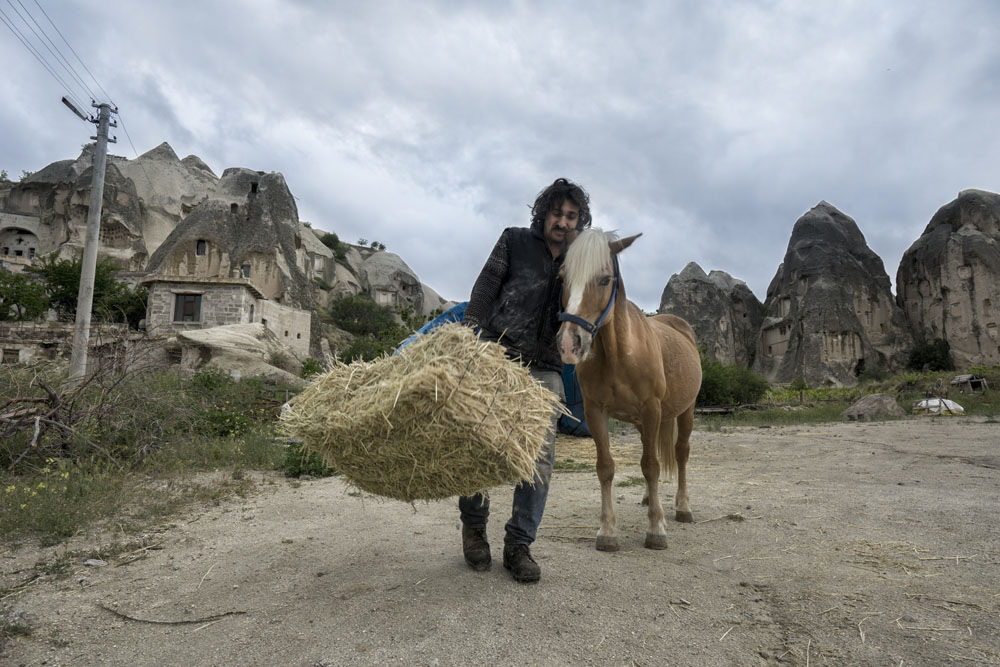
xmin=658 ymin=262 xmax=762 ymax=365
xmin=896 ymin=189 xmax=1000 ymax=367
xmin=752 ymin=202 xmax=912 ymax=386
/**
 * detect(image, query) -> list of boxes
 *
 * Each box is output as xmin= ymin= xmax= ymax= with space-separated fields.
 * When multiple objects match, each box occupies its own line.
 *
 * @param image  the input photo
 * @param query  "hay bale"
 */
xmin=280 ymin=323 xmax=565 ymax=502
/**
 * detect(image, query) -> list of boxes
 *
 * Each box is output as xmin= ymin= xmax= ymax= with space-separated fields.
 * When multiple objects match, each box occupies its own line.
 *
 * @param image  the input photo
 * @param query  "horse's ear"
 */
xmin=609 ymin=233 xmax=642 ymax=256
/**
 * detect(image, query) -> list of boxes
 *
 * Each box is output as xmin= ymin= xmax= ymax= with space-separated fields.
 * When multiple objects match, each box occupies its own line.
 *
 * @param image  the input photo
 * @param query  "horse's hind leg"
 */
xmin=640 ymin=403 xmax=667 ymax=550
xmin=587 ymin=407 xmax=618 ymax=552
xmin=674 ymin=404 xmax=695 ymax=523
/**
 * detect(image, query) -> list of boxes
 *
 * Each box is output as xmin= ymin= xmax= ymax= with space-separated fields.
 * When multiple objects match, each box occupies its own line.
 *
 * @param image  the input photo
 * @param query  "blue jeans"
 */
xmin=459 ymin=367 xmax=564 ymax=545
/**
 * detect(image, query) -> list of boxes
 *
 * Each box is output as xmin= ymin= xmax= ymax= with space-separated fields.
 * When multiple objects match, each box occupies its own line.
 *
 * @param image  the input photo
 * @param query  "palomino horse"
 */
xmin=557 ymin=229 xmax=702 ymax=551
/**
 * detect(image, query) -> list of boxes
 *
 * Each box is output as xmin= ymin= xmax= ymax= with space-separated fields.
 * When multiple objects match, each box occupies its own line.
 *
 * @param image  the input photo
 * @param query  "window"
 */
xmin=231 ymin=203 xmax=238 ymax=213
xmin=1 ymin=247 xmax=7 ymax=255
xmin=241 ymin=264 xmax=251 ymax=278
xmin=14 ymin=250 xmax=23 ymax=257
xmin=249 ymin=304 xmax=254 ymax=323
xmin=2 ymin=349 xmax=18 ymax=365
xmin=196 ymin=239 xmax=207 ymax=256
xmin=174 ymin=294 xmax=202 ymax=322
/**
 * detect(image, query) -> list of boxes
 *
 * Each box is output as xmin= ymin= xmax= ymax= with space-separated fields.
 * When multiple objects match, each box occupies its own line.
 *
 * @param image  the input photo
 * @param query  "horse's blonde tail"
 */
xmin=659 ymin=416 xmax=678 ymax=482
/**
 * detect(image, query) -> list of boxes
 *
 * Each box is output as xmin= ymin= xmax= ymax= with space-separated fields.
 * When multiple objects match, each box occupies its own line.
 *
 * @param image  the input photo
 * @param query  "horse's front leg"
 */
xmin=586 ymin=405 xmax=618 ymax=552
xmin=639 ymin=400 xmax=667 ymax=550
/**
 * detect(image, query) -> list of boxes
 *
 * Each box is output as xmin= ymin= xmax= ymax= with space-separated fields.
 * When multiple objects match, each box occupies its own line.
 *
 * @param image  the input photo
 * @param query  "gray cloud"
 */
xmin=2 ymin=0 xmax=999 ymax=310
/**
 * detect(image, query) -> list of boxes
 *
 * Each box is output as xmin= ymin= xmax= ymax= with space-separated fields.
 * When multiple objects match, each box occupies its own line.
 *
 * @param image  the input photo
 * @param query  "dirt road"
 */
xmin=3 ymin=418 xmax=999 ymax=666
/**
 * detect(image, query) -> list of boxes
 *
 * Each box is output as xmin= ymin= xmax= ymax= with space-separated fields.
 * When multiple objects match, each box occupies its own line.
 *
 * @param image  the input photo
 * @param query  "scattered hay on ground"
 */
xmin=280 ymin=323 xmax=565 ymax=502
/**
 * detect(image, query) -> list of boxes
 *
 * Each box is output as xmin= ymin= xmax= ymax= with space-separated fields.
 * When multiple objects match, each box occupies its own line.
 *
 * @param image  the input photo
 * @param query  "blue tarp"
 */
xmin=558 ymin=364 xmax=590 ymax=437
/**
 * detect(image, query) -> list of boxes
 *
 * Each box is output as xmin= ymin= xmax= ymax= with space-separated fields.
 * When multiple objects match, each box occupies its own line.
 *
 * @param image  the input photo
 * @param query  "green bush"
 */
xmin=908 ymin=339 xmax=954 ymax=372
xmin=0 ymin=272 xmax=48 ymax=321
xmin=329 ymin=293 xmax=397 ymax=336
xmin=282 ymin=441 xmax=336 ymax=478
xmin=300 ymin=358 xmax=324 ymax=378
xmin=697 ymin=352 xmax=770 ymax=406
xmin=27 ymin=254 xmax=147 ymax=327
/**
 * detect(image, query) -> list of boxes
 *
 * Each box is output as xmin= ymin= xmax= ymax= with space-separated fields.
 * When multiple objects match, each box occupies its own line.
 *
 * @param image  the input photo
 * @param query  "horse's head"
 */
xmin=557 ymin=229 xmax=641 ymax=364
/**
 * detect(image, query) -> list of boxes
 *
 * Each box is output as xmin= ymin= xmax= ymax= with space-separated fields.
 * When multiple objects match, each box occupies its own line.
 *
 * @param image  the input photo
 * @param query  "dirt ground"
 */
xmin=2 ymin=417 xmax=999 ymax=666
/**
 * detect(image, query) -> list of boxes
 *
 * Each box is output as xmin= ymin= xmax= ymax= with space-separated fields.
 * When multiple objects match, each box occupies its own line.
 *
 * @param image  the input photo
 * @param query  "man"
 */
xmin=460 ymin=177 xmax=592 ymax=583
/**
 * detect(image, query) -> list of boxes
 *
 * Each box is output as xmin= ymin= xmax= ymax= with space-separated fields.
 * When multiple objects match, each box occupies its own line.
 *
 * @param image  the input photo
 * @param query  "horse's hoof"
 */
xmin=595 ymin=536 xmax=619 ymax=552
xmin=644 ymin=534 xmax=668 ymax=550
xmin=675 ymin=510 xmax=693 ymax=523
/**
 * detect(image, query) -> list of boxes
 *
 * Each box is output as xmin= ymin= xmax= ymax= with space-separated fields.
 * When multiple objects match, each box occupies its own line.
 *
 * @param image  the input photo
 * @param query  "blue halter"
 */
xmin=558 ymin=256 xmax=619 ymax=336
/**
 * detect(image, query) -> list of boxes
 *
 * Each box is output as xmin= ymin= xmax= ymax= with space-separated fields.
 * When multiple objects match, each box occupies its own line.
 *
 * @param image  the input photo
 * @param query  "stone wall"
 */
xmin=0 ymin=322 xmax=129 ymax=365
xmin=145 ymin=278 xmax=260 ymax=336
xmin=143 ymin=277 xmax=311 ymax=359
xmin=258 ymin=300 xmax=311 ymax=359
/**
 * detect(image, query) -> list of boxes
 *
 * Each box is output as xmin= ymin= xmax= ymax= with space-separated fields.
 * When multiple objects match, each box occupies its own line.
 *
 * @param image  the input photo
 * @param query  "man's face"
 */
xmin=543 ymin=198 xmax=580 ymax=248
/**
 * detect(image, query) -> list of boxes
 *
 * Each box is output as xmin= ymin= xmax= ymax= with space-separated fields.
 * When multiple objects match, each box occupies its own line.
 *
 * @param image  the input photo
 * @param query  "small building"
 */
xmin=950 ymin=374 xmax=989 ymax=394
xmin=141 ymin=274 xmax=311 ymax=359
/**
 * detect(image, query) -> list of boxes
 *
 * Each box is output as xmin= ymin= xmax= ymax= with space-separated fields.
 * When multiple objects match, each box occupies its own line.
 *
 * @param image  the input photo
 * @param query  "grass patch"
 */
xmin=0 ymin=365 xmax=304 ymax=544
xmin=554 ymin=458 xmax=594 ymax=472
xmin=696 ymin=402 xmax=849 ymax=430
xmin=615 ymin=475 xmax=645 ymax=487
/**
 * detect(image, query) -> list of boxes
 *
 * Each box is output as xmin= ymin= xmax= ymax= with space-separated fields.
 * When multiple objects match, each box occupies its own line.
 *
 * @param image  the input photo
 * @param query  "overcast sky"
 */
xmin=3 ymin=1 xmax=999 ymax=310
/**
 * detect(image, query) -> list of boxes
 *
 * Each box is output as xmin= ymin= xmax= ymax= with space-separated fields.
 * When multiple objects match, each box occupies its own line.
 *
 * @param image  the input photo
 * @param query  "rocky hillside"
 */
xmin=5 ymin=142 xmax=997 ymax=384
xmin=0 ymin=143 xmax=449 ymax=321
xmin=896 ymin=189 xmax=1000 ymax=368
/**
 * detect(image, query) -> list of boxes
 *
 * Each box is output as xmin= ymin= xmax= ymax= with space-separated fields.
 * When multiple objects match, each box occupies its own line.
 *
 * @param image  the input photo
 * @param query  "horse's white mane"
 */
xmin=563 ymin=228 xmax=617 ymax=288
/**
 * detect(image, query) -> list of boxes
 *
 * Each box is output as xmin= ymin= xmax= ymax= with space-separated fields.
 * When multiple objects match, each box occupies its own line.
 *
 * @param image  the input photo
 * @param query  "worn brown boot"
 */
xmin=462 ymin=524 xmax=491 ymax=571
xmin=502 ymin=543 xmax=540 ymax=583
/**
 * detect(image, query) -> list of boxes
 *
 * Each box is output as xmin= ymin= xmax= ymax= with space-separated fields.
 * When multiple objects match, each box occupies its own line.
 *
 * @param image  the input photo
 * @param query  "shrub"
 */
xmin=282 ymin=441 xmax=336 ymax=478
xmin=329 ymin=293 xmax=397 ymax=336
xmin=267 ymin=351 xmax=298 ymax=373
xmin=0 ymin=272 xmax=48 ymax=321
xmin=697 ymin=352 xmax=770 ymax=406
xmin=301 ymin=358 xmax=324 ymax=378
xmin=27 ymin=254 xmax=147 ymax=327
xmin=908 ymin=339 xmax=954 ymax=372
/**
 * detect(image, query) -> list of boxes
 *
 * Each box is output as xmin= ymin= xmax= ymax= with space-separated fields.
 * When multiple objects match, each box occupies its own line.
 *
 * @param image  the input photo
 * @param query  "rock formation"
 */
xmin=114 ymin=142 xmax=218 ymax=256
xmin=658 ymin=262 xmax=762 ymax=366
xmin=896 ymin=189 xmax=1000 ymax=368
xmin=146 ymin=168 xmax=314 ymax=309
xmin=358 ymin=250 xmax=448 ymax=317
xmin=842 ymin=394 xmax=906 ymax=421
xmin=1 ymin=147 xmax=147 ymax=270
xmin=752 ymin=202 xmax=912 ymax=386
xmin=173 ymin=323 xmax=306 ymax=388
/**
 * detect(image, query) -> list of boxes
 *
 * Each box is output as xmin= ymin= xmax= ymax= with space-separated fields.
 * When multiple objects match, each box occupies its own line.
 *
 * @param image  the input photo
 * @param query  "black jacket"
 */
xmin=463 ymin=222 xmax=564 ymax=371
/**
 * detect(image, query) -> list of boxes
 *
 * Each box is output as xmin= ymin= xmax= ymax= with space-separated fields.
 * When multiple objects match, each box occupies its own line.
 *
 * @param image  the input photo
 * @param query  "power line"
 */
xmin=0 ymin=4 xmax=89 ymax=110
xmin=31 ymin=0 xmax=115 ymax=106
xmin=3 ymin=0 xmax=91 ymax=104
xmin=116 ymin=111 xmax=155 ymax=188
xmin=14 ymin=0 xmax=97 ymax=101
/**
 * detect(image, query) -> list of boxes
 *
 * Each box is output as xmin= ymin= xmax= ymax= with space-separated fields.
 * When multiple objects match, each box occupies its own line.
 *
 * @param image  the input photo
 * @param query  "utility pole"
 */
xmin=67 ymin=100 xmax=117 ymax=388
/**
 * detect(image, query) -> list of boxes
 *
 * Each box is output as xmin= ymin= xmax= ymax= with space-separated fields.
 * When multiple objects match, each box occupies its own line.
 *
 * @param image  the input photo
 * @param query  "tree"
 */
xmin=329 ymin=293 xmax=398 ymax=337
xmin=27 ymin=254 xmax=147 ymax=327
xmin=19 ymin=170 xmax=33 ymax=181
xmin=0 ymin=169 xmax=8 ymax=181
xmin=0 ymin=273 xmax=49 ymax=321
xmin=789 ymin=376 xmax=807 ymax=404
xmin=907 ymin=339 xmax=954 ymax=372
xmin=357 ymin=238 xmax=369 ymax=246
xmin=320 ymin=232 xmax=340 ymax=251
xmin=696 ymin=348 xmax=770 ymax=406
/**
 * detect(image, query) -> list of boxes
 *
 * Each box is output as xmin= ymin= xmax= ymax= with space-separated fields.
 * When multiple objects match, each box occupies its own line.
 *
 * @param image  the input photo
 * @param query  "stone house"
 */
xmin=141 ymin=274 xmax=312 ymax=360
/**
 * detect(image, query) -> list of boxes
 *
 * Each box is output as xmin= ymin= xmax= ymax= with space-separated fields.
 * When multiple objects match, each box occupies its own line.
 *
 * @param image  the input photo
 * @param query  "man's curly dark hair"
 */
xmin=530 ymin=178 xmax=592 ymax=231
